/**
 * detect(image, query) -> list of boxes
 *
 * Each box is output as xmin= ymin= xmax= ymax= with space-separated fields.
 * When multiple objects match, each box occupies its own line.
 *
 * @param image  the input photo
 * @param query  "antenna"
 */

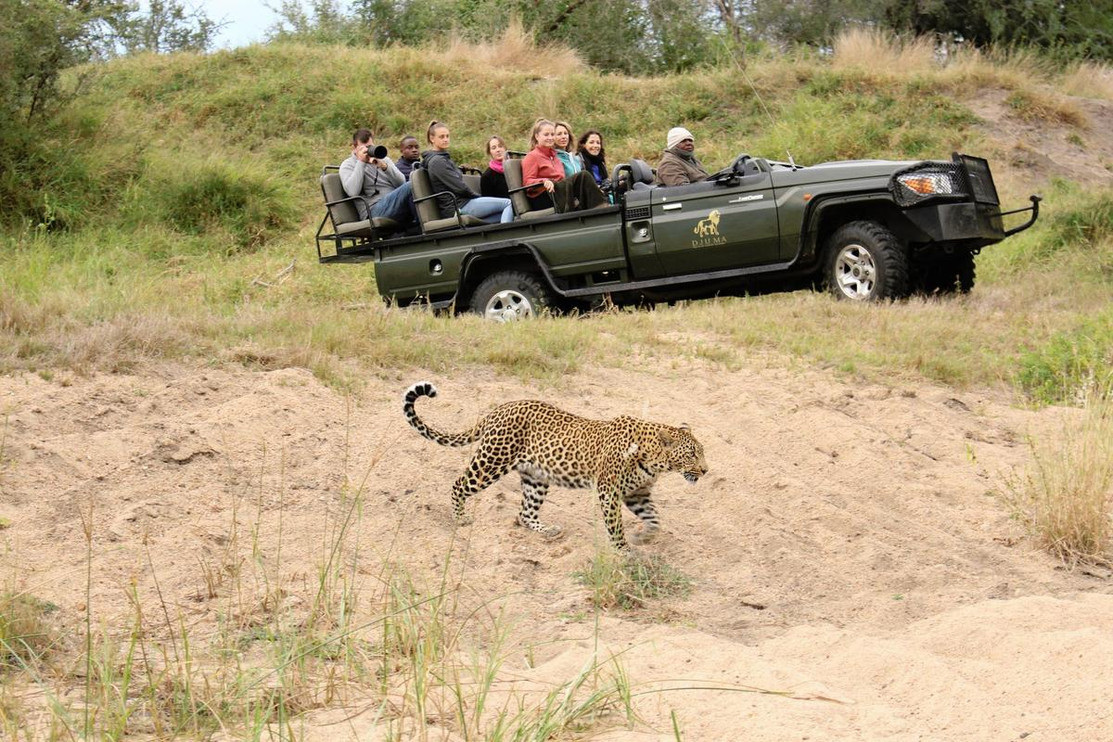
xmin=730 ymin=48 xmax=797 ymax=168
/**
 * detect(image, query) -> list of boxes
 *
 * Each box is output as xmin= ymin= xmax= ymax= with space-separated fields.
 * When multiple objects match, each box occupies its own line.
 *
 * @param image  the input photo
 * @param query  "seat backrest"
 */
xmin=409 ymin=167 xmax=443 ymax=226
xmin=629 ymin=158 xmax=655 ymax=185
xmin=463 ymin=172 xmax=481 ymax=194
xmin=503 ymin=158 xmax=531 ymax=216
xmin=321 ymin=172 xmax=361 ymax=225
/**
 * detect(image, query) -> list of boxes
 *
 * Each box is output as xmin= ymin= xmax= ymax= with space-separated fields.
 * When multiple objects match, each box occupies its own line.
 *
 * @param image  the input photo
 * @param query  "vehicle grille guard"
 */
xmin=998 ymin=194 xmax=1042 ymax=237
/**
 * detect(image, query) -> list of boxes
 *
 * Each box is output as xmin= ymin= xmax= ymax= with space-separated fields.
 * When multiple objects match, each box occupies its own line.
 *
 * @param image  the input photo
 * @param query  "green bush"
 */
xmin=1044 ymin=189 xmax=1113 ymax=252
xmin=147 ymin=159 xmax=296 ymax=252
xmin=1018 ymin=313 xmax=1113 ymax=404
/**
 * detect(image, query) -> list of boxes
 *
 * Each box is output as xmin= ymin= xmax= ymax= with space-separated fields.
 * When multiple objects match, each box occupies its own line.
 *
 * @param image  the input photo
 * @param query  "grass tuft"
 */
xmin=1003 ymin=393 xmax=1113 ymax=567
xmin=0 ymin=592 xmax=61 ymax=673
xmin=576 ymin=550 xmax=692 ymax=611
xmin=1004 ymin=88 xmax=1088 ymax=127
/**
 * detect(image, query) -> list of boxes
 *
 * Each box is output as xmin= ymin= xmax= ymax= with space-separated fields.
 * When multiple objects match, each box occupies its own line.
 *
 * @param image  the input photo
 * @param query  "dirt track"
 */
xmin=2 ymin=358 xmax=1111 ymax=740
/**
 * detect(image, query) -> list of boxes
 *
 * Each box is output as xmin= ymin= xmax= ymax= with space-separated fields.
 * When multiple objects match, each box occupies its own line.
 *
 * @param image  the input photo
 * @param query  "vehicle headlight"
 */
xmin=896 ymin=171 xmax=957 ymax=196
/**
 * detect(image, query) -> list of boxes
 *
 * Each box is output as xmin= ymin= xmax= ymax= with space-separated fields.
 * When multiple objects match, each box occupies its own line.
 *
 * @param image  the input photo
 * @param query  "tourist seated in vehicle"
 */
xmin=480 ymin=135 xmax=510 ymax=199
xmin=521 ymin=118 xmax=609 ymax=214
xmin=339 ymin=128 xmax=415 ymax=226
xmin=655 ymin=126 xmax=710 ymax=186
xmin=395 ymin=135 xmax=421 ymax=181
xmin=422 ymin=121 xmax=514 ymax=224
xmin=554 ymin=121 xmax=583 ymax=178
xmin=577 ymin=129 xmax=611 ymax=192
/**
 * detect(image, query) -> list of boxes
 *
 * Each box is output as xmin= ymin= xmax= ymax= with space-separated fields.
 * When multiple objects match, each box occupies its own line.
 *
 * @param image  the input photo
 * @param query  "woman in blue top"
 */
xmin=553 ymin=121 xmax=583 ymax=178
xmin=577 ymin=129 xmax=608 ymax=187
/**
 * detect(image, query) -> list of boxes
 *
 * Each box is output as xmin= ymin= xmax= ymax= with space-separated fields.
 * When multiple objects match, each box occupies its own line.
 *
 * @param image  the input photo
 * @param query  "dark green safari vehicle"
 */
xmin=317 ymin=152 xmax=1039 ymax=319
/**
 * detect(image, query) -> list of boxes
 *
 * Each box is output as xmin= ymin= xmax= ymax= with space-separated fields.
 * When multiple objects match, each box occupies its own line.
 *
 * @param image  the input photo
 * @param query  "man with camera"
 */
xmin=339 ymin=128 xmax=414 ymax=227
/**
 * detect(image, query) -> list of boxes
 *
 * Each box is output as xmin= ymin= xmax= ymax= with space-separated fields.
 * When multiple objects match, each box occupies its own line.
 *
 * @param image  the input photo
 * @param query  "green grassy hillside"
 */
xmin=1 ymin=31 xmax=1111 ymax=403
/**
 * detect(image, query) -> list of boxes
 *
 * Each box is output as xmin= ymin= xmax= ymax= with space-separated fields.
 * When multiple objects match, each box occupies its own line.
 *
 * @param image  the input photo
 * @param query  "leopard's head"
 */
xmin=657 ymin=424 xmax=708 ymax=484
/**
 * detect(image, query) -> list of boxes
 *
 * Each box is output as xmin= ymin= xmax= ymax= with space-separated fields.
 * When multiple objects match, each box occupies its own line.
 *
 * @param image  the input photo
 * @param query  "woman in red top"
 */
xmin=521 ymin=118 xmax=608 ymax=213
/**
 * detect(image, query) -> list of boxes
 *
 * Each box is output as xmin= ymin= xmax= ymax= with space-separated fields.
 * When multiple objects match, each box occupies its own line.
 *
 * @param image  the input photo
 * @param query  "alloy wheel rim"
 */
xmin=484 ymin=289 xmax=534 ymax=321
xmin=835 ymin=244 xmax=877 ymax=300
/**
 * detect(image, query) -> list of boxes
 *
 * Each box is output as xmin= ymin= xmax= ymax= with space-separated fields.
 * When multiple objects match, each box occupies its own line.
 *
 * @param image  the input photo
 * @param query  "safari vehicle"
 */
xmin=316 ymin=152 xmax=1040 ymax=319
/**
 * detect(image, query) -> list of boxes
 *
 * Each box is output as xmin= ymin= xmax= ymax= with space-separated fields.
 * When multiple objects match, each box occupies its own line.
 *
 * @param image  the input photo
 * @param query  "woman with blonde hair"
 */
xmin=421 ymin=120 xmax=513 ymax=223
xmin=553 ymin=120 xmax=583 ymax=178
xmin=521 ymin=118 xmax=608 ymax=214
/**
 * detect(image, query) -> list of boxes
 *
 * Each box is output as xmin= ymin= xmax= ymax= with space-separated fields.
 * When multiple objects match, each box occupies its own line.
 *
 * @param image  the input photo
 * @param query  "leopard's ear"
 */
xmin=658 ymin=429 xmax=677 ymax=447
xmin=678 ymin=422 xmax=691 ymax=431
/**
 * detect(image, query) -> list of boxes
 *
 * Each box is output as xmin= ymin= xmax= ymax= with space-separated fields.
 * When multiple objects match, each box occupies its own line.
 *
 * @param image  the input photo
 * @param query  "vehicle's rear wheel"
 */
xmin=469 ymin=270 xmax=552 ymax=321
xmin=825 ymin=221 xmax=910 ymax=301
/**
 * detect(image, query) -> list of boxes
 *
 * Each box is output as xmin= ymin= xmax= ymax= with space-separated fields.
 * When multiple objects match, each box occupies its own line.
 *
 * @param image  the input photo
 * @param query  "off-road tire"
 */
xmin=825 ymin=221 xmax=910 ymax=301
xmin=469 ymin=270 xmax=552 ymax=321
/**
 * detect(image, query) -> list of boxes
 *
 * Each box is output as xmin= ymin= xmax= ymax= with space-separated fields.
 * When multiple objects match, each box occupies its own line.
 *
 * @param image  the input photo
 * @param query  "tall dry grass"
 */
xmin=1060 ymin=61 xmax=1113 ymax=101
xmin=433 ymin=19 xmax=585 ymax=77
xmin=1005 ymin=393 xmax=1113 ymax=567
xmin=938 ymin=46 xmax=1045 ymax=88
xmin=831 ymin=27 xmax=938 ymax=75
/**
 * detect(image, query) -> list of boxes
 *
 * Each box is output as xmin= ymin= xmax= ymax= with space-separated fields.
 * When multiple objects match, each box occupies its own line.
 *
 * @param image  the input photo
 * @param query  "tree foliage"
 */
xmin=116 ymin=0 xmax=221 ymax=54
xmin=0 ymin=0 xmax=218 ymax=224
xmin=269 ymin=0 xmax=1112 ymax=71
xmin=884 ymin=0 xmax=1113 ymax=61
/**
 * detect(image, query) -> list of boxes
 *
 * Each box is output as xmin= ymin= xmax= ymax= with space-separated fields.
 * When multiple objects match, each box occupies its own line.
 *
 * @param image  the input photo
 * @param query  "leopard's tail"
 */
xmin=403 ymin=382 xmax=481 ymax=447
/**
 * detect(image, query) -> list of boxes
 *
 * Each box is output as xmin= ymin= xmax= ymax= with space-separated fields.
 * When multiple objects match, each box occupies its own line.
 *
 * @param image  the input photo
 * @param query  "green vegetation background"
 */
xmin=0 ymin=38 xmax=1110 ymax=404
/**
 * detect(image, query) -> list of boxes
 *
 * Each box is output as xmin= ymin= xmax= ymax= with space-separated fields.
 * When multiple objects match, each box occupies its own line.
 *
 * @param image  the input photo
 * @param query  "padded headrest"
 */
xmin=629 ymin=159 xmax=654 ymax=184
xmin=503 ymin=158 xmax=523 ymax=186
xmin=321 ymin=173 xmax=345 ymax=202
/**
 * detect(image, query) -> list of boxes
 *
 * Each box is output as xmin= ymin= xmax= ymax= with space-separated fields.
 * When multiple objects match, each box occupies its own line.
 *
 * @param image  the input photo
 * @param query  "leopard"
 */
xmin=402 ymin=381 xmax=708 ymax=550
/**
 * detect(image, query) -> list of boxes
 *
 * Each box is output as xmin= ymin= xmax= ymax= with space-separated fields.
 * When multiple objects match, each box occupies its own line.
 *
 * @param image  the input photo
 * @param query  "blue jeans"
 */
xmin=369 ymin=182 xmax=414 ymax=224
xmin=461 ymin=196 xmax=514 ymax=224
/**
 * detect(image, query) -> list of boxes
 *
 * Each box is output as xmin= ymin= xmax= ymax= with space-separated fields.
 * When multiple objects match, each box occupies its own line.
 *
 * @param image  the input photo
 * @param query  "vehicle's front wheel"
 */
xmin=469 ymin=271 xmax=553 ymax=321
xmin=825 ymin=221 xmax=910 ymax=301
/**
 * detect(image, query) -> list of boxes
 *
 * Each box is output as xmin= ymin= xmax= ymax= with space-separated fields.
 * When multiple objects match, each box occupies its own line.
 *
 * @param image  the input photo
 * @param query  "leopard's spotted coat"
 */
xmin=402 ymin=382 xmax=708 ymax=549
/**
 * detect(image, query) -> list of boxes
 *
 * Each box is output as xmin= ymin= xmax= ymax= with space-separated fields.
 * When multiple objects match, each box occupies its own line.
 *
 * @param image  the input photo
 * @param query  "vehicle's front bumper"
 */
xmin=903 ymin=195 xmax=1040 ymax=247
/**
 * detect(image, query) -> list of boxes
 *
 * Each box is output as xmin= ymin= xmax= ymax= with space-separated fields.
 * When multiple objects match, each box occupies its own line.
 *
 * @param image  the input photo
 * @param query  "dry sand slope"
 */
xmin=1 ymin=360 xmax=1111 ymax=740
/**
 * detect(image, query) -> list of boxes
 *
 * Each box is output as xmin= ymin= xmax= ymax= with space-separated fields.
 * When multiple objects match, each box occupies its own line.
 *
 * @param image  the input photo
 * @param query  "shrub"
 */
xmin=148 ymin=159 xmax=296 ymax=251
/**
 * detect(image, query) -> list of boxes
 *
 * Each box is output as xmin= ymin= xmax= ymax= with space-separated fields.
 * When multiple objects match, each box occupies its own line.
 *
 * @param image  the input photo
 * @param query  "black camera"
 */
xmin=364 ymin=144 xmax=388 ymax=160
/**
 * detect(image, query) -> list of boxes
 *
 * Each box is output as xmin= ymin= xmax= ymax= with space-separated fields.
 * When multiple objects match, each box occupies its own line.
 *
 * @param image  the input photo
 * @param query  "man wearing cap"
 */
xmin=656 ymin=126 xmax=710 ymax=186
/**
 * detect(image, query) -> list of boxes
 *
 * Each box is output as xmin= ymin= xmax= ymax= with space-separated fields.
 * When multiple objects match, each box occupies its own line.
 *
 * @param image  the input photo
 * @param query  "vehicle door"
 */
xmin=649 ymin=168 xmax=780 ymax=275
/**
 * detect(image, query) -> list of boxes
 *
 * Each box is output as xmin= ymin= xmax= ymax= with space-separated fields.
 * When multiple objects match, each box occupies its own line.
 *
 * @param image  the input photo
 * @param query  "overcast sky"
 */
xmin=192 ymin=0 xmax=280 ymax=48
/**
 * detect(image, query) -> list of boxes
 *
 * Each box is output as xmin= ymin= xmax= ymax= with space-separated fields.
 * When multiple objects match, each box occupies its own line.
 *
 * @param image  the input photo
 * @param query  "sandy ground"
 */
xmin=2 ymin=358 xmax=1111 ymax=741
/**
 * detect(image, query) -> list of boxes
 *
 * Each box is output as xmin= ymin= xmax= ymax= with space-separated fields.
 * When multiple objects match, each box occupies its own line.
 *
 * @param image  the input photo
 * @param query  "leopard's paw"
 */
xmin=540 ymin=524 xmax=564 ymax=541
